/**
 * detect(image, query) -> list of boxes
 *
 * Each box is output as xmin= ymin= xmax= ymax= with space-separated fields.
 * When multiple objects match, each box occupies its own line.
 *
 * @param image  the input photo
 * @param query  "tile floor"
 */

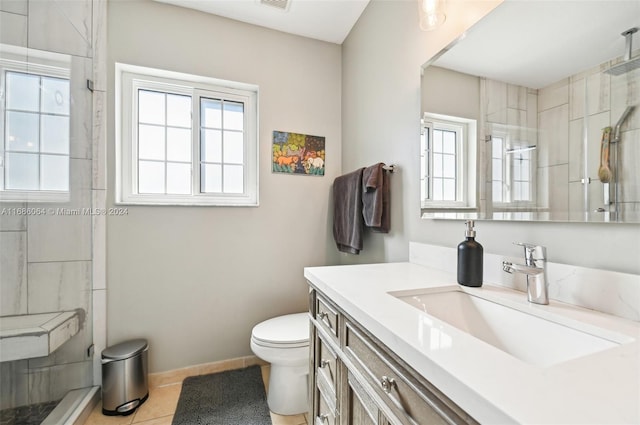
xmin=83 ymin=365 xmax=308 ymax=425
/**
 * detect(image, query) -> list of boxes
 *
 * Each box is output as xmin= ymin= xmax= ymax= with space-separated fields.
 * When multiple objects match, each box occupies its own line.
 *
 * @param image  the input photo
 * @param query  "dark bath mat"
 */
xmin=172 ymin=366 xmax=272 ymax=425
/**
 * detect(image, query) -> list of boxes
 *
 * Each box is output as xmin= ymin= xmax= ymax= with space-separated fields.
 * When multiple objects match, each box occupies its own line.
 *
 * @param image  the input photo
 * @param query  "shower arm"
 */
xmin=612 ymin=106 xmax=635 ymax=144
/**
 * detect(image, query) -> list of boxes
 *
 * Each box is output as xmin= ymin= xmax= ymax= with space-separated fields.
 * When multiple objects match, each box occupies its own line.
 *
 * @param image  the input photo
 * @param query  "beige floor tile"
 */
xmin=130 ymin=415 xmax=174 ymax=425
xmin=131 ymin=384 xmax=182 ymax=423
xmin=270 ymin=412 xmax=307 ymax=425
xmin=85 ymin=361 xmax=307 ymax=425
xmin=83 ymin=403 xmax=133 ymax=425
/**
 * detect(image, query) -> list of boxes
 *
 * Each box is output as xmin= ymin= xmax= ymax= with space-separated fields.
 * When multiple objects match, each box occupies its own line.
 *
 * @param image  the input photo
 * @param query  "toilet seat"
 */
xmin=251 ymin=312 xmax=309 ymax=349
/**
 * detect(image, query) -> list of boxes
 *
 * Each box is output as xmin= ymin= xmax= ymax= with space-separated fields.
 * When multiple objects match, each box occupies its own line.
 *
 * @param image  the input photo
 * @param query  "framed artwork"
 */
xmin=272 ymin=131 xmax=325 ymax=176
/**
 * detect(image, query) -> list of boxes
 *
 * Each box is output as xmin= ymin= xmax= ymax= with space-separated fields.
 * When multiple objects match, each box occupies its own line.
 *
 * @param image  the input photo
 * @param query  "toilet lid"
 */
xmin=252 ymin=312 xmax=309 ymax=348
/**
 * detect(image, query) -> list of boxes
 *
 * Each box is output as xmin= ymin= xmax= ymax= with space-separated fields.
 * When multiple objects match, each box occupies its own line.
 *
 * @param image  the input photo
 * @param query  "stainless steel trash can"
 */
xmin=101 ymin=339 xmax=149 ymax=416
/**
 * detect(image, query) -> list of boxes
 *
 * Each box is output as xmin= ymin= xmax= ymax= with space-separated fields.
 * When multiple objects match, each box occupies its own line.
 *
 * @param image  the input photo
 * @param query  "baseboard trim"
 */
xmin=148 ymin=355 xmax=267 ymax=388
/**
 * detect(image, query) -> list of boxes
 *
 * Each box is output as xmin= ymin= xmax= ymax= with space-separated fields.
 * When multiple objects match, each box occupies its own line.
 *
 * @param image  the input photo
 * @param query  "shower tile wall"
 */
xmin=483 ymin=79 xmax=539 ymax=209
xmin=0 ymin=0 xmax=107 ymax=410
xmin=541 ymin=55 xmax=640 ymax=219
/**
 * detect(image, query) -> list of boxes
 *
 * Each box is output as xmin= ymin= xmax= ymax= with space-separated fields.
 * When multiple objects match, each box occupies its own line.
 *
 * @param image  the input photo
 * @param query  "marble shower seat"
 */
xmin=0 ymin=311 xmax=82 ymax=362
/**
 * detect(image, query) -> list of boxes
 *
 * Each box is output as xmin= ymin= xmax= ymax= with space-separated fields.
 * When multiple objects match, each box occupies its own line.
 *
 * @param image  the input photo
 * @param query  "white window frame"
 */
xmin=0 ymin=48 xmax=71 ymax=203
xmin=116 ymin=63 xmax=259 ymax=206
xmin=489 ymin=128 xmax=537 ymax=209
xmin=421 ymin=113 xmax=477 ymax=210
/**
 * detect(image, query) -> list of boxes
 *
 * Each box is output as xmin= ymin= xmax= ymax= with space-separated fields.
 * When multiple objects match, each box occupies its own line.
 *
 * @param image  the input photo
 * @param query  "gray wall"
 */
xmin=107 ymin=0 xmax=341 ymax=373
xmin=341 ymin=0 xmax=640 ymax=274
xmin=422 ymin=66 xmax=480 ymax=121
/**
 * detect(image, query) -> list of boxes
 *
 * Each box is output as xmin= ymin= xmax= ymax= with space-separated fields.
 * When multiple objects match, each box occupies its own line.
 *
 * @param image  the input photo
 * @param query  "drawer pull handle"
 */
xmin=320 ymin=359 xmax=330 ymax=368
xmin=318 ymin=311 xmax=332 ymax=329
xmin=316 ymin=413 xmax=329 ymax=425
xmin=380 ymin=375 xmax=396 ymax=393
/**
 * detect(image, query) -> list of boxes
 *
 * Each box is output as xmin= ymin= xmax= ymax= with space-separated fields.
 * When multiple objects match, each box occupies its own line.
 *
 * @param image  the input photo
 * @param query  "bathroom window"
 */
xmin=421 ymin=113 xmax=476 ymax=209
xmin=490 ymin=131 xmax=535 ymax=206
xmin=116 ymin=64 xmax=258 ymax=206
xmin=0 ymin=61 xmax=71 ymax=202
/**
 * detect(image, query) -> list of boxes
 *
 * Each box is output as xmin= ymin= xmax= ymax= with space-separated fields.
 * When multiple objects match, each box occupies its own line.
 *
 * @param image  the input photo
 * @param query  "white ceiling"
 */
xmin=431 ymin=0 xmax=640 ymax=89
xmin=153 ymin=0 xmax=370 ymax=44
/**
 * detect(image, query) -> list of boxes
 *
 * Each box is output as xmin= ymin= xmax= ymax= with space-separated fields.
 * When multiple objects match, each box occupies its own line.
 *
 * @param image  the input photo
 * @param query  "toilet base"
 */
xmin=267 ymin=363 xmax=308 ymax=415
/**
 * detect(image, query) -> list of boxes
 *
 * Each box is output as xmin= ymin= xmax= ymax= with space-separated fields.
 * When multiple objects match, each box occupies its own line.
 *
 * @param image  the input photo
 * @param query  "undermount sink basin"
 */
xmin=389 ymin=286 xmax=633 ymax=367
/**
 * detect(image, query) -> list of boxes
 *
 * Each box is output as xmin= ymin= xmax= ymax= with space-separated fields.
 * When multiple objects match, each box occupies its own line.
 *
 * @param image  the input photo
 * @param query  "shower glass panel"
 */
xmin=0 ymin=0 xmax=98 ymax=423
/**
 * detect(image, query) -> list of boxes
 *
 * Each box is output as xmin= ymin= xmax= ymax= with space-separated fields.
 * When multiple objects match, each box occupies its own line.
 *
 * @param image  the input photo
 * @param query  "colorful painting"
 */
xmin=272 ymin=131 xmax=325 ymax=176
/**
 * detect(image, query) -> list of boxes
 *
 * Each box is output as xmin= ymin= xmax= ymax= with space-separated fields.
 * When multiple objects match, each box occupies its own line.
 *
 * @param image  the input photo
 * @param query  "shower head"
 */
xmin=606 ymin=57 xmax=640 ymax=76
xmin=605 ymin=27 xmax=640 ymax=76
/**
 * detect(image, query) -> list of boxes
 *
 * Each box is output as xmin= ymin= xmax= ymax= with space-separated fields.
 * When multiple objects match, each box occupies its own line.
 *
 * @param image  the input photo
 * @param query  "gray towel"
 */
xmin=333 ymin=168 xmax=365 ymax=254
xmin=362 ymin=163 xmax=390 ymax=233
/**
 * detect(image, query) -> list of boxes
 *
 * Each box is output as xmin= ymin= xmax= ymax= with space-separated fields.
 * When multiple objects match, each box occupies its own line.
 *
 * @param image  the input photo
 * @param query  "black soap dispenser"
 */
xmin=457 ymin=220 xmax=483 ymax=287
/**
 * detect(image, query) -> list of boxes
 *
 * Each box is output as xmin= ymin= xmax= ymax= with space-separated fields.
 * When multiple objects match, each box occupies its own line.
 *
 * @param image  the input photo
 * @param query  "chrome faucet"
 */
xmin=502 ymin=243 xmax=549 ymax=305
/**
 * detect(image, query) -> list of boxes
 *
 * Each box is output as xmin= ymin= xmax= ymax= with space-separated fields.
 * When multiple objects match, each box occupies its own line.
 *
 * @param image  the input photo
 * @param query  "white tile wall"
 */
xmin=619 ymin=128 xmax=640 ymax=203
xmin=0 ymin=0 xmax=27 ymax=15
xmin=70 ymin=56 xmax=94 ymax=160
xmin=91 ymin=0 xmax=107 ymax=92
xmin=538 ymin=78 xmax=569 ymax=111
xmin=27 ymin=360 xmax=93 ymax=404
xmin=92 ymin=91 xmax=107 ymax=190
xmin=0 ymin=360 xmax=29 ymax=410
xmin=586 ymin=66 xmax=610 ymax=116
xmin=507 ymin=84 xmax=527 ymax=110
xmin=0 ymin=231 xmax=27 ymax=315
xmin=0 ymin=11 xmax=27 ymax=47
xmin=91 ymin=289 xmax=106 ymax=386
xmin=91 ymin=0 xmax=108 ymax=388
xmin=585 ymin=112 xmax=610 ymax=179
xmin=568 ymin=118 xmax=584 ymax=182
xmin=538 ymin=104 xmax=569 ymax=167
xmin=546 ymin=164 xmax=569 ymax=219
xmin=0 ymin=204 xmax=26 ymax=231
xmin=569 ymin=77 xmax=586 ymax=120
xmin=27 ymin=261 xmax=91 ymax=313
xmin=27 ymin=194 xmax=92 ymax=263
xmin=27 ymin=0 xmax=92 ymax=57
xmin=92 ymin=191 xmax=106 ymax=290
xmin=486 ymin=79 xmax=507 ymax=124
xmin=0 ymin=0 xmax=107 ymax=410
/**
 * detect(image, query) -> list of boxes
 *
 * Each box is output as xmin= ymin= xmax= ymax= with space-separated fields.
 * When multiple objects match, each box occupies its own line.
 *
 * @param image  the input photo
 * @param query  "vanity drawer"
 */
xmin=314 ymin=386 xmax=337 ymax=425
xmin=345 ymin=321 xmax=465 ymax=425
xmin=316 ymin=332 xmax=338 ymax=395
xmin=316 ymin=295 xmax=339 ymax=342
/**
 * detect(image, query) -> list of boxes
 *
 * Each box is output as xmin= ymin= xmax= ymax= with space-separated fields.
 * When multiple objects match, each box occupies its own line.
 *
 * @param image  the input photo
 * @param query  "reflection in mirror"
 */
xmin=420 ymin=1 xmax=640 ymax=223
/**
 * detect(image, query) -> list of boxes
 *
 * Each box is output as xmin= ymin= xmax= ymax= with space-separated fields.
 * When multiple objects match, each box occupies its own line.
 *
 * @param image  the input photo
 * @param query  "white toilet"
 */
xmin=250 ymin=312 xmax=309 ymax=415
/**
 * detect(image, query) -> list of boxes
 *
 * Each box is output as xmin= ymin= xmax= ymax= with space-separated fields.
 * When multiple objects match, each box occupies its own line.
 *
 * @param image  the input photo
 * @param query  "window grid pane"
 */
xmin=513 ymin=151 xmax=531 ymax=201
xmin=429 ymin=128 xmax=457 ymax=201
xmin=492 ymin=136 xmax=504 ymax=203
xmin=200 ymin=97 xmax=245 ymax=194
xmin=137 ymin=89 xmax=193 ymax=195
xmin=3 ymin=71 xmax=70 ymax=192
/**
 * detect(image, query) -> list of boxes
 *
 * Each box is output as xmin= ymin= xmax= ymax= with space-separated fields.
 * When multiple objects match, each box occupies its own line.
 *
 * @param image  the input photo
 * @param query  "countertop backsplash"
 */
xmin=409 ymin=242 xmax=640 ymax=322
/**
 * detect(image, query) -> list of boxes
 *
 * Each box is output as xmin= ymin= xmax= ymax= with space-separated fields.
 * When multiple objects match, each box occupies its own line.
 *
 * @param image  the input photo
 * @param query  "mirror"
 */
xmin=420 ymin=0 xmax=640 ymax=223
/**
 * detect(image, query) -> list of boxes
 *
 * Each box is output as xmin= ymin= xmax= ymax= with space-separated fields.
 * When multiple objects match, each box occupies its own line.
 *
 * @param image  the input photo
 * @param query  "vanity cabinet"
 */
xmin=309 ymin=288 xmax=476 ymax=425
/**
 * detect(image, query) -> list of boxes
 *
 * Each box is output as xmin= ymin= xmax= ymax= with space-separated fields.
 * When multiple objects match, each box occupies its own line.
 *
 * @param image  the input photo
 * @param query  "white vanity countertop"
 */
xmin=304 ymin=262 xmax=640 ymax=424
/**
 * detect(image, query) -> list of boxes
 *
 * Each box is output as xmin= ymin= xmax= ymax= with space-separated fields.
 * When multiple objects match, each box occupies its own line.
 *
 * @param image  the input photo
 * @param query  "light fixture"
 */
xmin=418 ymin=0 xmax=446 ymax=31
